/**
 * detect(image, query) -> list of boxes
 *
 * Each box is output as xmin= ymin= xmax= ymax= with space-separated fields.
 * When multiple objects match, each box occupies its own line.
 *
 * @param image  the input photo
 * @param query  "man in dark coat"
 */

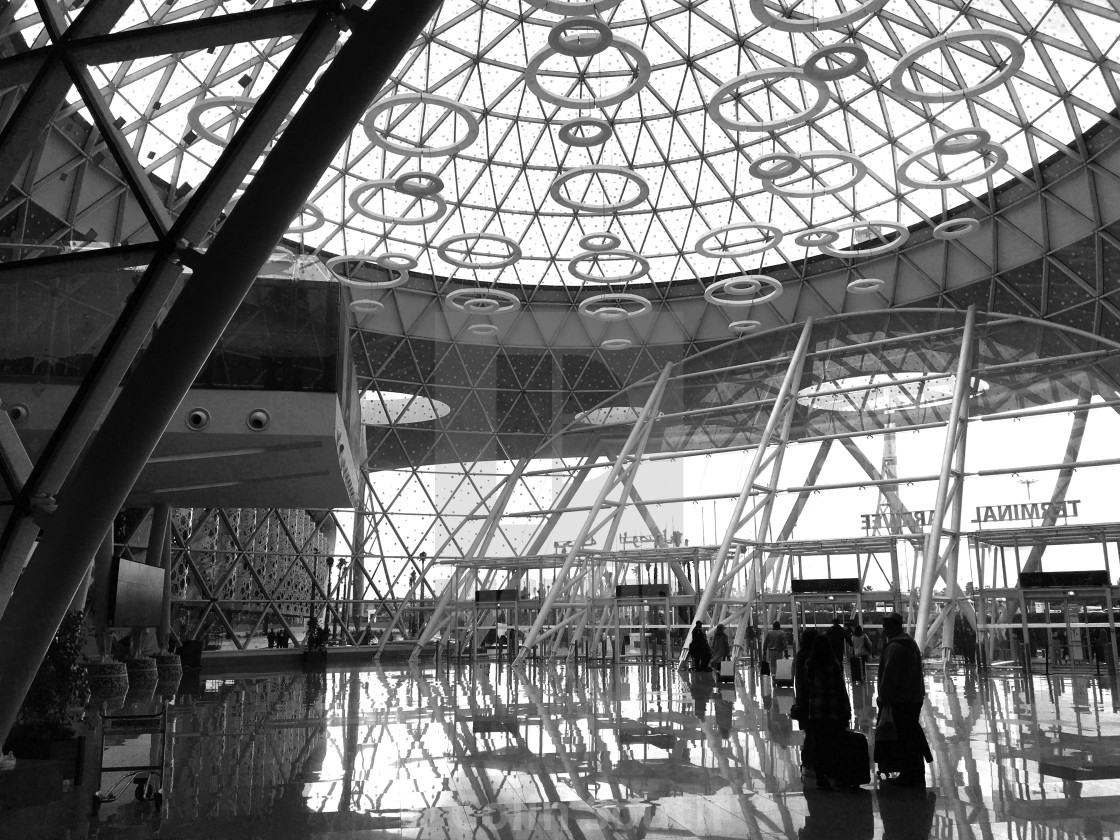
xmin=825 ymin=618 xmax=847 ymax=667
xmin=688 ymin=620 xmax=713 ymax=672
xmin=876 ymin=612 xmax=932 ymax=786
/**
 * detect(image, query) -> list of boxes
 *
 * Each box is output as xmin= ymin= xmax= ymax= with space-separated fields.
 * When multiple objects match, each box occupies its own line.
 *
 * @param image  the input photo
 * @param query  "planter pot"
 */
xmin=123 ymin=658 xmax=159 ymax=691
xmin=152 ymin=653 xmax=182 ymax=683
xmin=86 ymin=660 xmax=129 ymax=700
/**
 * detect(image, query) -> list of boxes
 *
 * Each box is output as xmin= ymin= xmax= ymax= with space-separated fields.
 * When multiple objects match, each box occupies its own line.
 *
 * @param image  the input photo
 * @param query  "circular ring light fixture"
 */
xmin=729 ymin=320 xmax=762 ymax=333
xmin=802 ymin=44 xmax=869 ymax=81
xmin=600 ymin=338 xmax=632 ymax=350
xmin=579 ymin=231 xmax=622 ymax=252
xmin=326 ymin=254 xmax=411 ymax=289
xmin=762 ymin=150 xmax=867 ymax=198
xmin=285 ymin=202 xmax=325 ymax=234
xmin=549 ymin=165 xmax=650 ymax=213
xmin=376 ymin=253 xmax=419 ymax=271
xmin=932 ymin=127 xmax=992 ymax=156
xmin=548 ymin=17 xmax=613 ymax=57
xmin=437 ymin=233 xmax=523 ymax=269
xmin=188 ymin=96 xmax=257 ymax=146
xmin=896 ymin=142 xmax=1009 ymax=190
xmin=468 ymin=323 xmax=501 ymax=336
xmin=749 ymin=0 xmax=889 ymax=32
xmin=526 ymin=38 xmax=651 ymax=109
xmin=349 ymin=179 xmax=447 ymax=225
xmin=579 ymin=293 xmax=653 ymax=321
xmin=707 ymin=68 xmax=830 ymax=133
xmin=932 ymin=218 xmax=981 ymax=240
xmin=349 ymin=299 xmax=385 ymax=314
xmin=362 ymin=93 xmax=480 ymax=157
xmin=558 ymin=117 xmax=613 ymax=147
xmin=394 ymin=171 xmax=444 ymax=197
xmin=889 ymin=31 xmax=1026 ymax=103
xmin=694 ymin=222 xmax=783 ymax=259
xmin=567 ymin=249 xmax=650 ymax=283
xmin=704 ymin=275 xmax=783 ymax=306
xmin=524 ymin=0 xmax=623 ymax=14
xmin=748 ymin=153 xmax=801 ymax=180
xmin=445 ymin=288 xmax=522 ymax=314
xmin=817 ymin=221 xmax=910 ymax=258
xmin=847 ymin=277 xmax=885 ymax=293
xmin=794 ymin=228 xmax=841 ymax=248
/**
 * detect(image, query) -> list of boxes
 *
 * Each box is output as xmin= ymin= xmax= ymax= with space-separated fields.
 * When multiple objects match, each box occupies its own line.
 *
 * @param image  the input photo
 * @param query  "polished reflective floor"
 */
xmin=79 ymin=660 xmax=1120 ymax=839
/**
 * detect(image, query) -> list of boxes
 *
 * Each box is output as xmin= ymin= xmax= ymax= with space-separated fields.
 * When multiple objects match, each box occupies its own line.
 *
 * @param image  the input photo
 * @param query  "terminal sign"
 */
xmin=861 ymin=499 xmax=1080 ymax=532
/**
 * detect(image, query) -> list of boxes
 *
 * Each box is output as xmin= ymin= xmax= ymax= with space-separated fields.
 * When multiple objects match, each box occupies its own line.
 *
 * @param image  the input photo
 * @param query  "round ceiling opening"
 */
xmin=361 ymin=391 xmax=452 ymax=426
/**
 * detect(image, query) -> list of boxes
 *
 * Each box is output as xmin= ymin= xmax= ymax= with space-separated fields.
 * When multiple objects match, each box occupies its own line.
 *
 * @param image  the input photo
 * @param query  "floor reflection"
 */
xmin=85 ymin=661 xmax=1120 ymax=839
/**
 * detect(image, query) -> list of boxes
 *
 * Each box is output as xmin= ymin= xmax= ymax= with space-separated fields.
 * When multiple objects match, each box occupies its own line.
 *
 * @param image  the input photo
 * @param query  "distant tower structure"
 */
xmin=868 ymin=428 xmax=904 ymax=537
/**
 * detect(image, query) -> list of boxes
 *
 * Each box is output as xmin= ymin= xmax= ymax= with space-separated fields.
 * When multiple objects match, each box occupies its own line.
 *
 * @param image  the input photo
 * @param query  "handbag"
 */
xmin=759 ymin=661 xmax=771 ymax=676
xmin=874 ymin=704 xmax=897 ymax=742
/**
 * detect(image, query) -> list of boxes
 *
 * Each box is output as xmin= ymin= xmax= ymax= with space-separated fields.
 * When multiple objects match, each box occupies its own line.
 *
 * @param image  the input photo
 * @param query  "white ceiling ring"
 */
xmin=749 ymin=0 xmax=889 ymax=32
xmin=558 ymin=117 xmax=613 ymax=147
xmin=794 ymin=228 xmax=841 ymax=248
xmin=445 ymin=287 xmax=522 ymax=314
xmin=467 ymin=323 xmax=501 ymax=336
xmin=817 ymin=221 xmax=910 ymax=258
xmin=847 ymin=277 xmax=885 ymax=293
xmin=932 ymin=127 xmax=993 ymax=157
xmin=285 ymin=202 xmax=325 ymax=234
xmin=548 ymin=17 xmax=613 ymax=57
xmin=694 ymin=222 xmax=783 ymax=259
xmin=549 ymin=165 xmax=650 ymax=213
xmin=348 ymin=299 xmax=385 ymax=314
xmin=896 ymin=142 xmax=1009 ymax=190
xmin=802 ymin=44 xmax=870 ymax=82
xmin=567 ymin=249 xmax=650 ymax=283
xmin=187 ymin=95 xmax=257 ymax=147
xmin=748 ymin=153 xmax=801 ymax=181
xmin=327 ymin=254 xmax=411 ymax=289
xmin=437 ymin=233 xmax=523 ymax=270
xmin=524 ymin=0 xmax=623 ymax=15
xmin=579 ymin=231 xmax=622 ymax=252
xmin=394 ymin=171 xmax=445 ymax=198
xmin=600 ymin=338 xmax=633 ymax=350
xmin=729 ymin=320 xmax=762 ymax=333
xmin=703 ymin=275 xmax=783 ymax=306
xmin=723 ymin=276 xmax=763 ymax=295
xmin=707 ymin=68 xmax=831 ymax=133
xmin=376 ymin=252 xmax=419 ymax=271
xmin=349 ymin=179 xmax=448 ymax=225
xmin=579 ymin=293 xmax=653 ymax=321
xmin=526 ymin=38 xmax=652 ymax=109
xmin=762 ymin=150 xmax=868 ymax=198
xmin=932 ymin=218 xmax=981 ymax=240
xmin=889 ymin=30 xmax=1026 ymax=103
xmin=362 ymin=92 xmax=480 ymax=157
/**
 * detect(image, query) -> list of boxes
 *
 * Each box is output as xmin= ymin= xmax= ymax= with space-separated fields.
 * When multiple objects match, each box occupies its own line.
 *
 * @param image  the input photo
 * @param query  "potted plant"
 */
xmin=3 ymin=610 xmax=90 ymax=780
xmin=303 ymin=616 xmax=329 ymax=670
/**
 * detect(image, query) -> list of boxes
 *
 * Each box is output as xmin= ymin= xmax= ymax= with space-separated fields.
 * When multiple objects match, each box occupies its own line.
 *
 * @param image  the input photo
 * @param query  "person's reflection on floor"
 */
xmin=690 ymin=673 xmax=715 ymax=721
xmin=799 ymin=786 xmax=873 ymax=840
xmin=714 ymin=689 xmax=734 ymax=738
xmin=879 ymin=788 xmax=937 ymax=840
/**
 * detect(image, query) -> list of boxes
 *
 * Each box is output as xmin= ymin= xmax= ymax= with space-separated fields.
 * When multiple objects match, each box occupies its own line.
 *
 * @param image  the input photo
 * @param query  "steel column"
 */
xmin=0 ymin=0 xmax=442 ymax=748
xmin=915 ymin=306 xmax=977 ymax=650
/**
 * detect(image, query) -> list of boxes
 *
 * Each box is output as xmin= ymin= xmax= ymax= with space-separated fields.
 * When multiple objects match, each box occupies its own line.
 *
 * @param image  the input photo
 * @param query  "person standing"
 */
xmin=876 ymin=612 xmax=932 ymax=787
xmin=826 ymin=618 xmax=848 ymax=670
xmin=689 ymin=620 xmax=713 ymax=672
xmin=710 ymin=623 xmax=731 ymax=667
xmin=803 ymin=635 xmax=851 ymax=789
xmin=763 ymin=620 xmax=788 ymax=675
xmin=848 ymin=624 xmax=871 ymax=684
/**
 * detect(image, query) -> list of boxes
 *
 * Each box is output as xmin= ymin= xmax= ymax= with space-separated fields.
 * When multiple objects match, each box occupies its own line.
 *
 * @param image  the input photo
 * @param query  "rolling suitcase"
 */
xmin=773 ymin=657 xmax=794 ymax=688
xmin=821 ymin=729 xmax=871 ymax=787
xmin=718 ymin=659 xmax=735 ymax=683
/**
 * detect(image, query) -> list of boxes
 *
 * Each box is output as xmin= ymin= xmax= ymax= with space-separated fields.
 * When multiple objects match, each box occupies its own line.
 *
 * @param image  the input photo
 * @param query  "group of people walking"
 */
xmin=687 ymin=620 xmax=731 ymax=672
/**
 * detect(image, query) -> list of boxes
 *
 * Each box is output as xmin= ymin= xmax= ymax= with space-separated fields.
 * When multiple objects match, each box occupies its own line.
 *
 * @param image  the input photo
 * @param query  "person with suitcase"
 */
xmin=804 ymin=635 xmax=867 ymax=789
xmin=875 ymin=612 xmax=932 ymax=787
xmin=763 ymin=620 xmax=788 ymax=676
xmin=688 ymin=620 xmax=713 ymax=672
xmin=710 ymin=623 xmax=734 ymax=682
